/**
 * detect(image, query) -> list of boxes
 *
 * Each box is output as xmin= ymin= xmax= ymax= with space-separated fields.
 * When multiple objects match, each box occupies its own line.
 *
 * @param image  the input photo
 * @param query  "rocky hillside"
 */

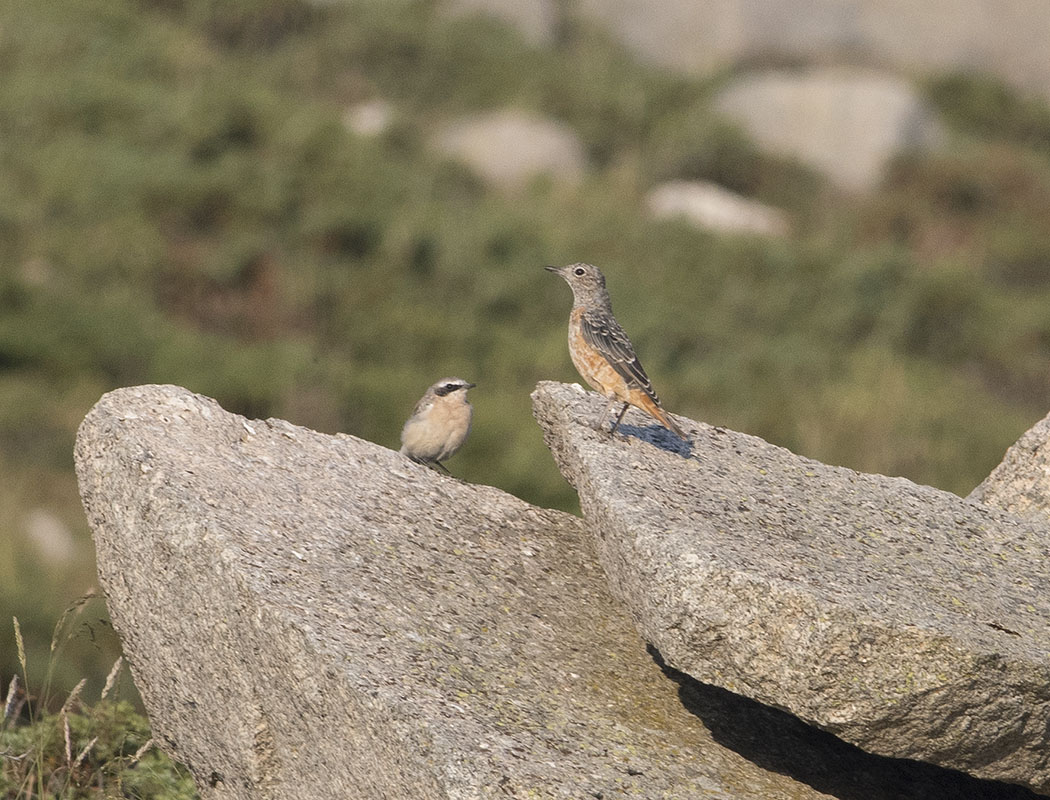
xmin=460 ymin=0 xmax=1050 ymax=99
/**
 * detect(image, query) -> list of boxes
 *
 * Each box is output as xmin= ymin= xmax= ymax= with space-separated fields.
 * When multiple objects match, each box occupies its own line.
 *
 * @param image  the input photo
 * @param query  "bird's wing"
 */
xmin=410 ymin=397 xmax=433 ymax=418
xmin=580 ymin=310 xmax=660 ymax=403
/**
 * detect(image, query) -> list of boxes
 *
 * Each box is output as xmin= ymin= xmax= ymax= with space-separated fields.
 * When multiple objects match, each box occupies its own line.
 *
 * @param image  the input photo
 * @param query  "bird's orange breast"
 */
xmin=568 ymin=307 xmax=629 ymax=401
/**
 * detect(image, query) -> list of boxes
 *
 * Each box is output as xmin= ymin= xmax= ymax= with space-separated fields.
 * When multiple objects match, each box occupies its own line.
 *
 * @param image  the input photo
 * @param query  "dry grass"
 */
xmin=1 ymin=602 xmax=197 ymax=799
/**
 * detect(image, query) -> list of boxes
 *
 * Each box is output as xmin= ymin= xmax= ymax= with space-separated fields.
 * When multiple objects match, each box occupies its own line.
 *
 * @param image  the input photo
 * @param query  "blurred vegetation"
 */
xmin=1 ymin=0 xmax=1049 ymax=753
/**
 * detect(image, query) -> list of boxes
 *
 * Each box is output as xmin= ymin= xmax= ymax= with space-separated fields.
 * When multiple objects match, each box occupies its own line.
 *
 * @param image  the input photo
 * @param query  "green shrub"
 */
xmin=927 ymin=72 xmax=1050 ymax=153
xmin=1 ymin=614 xmax=196 ymax=799
xmin=4 ymin=0 xmax=1050 ymax=748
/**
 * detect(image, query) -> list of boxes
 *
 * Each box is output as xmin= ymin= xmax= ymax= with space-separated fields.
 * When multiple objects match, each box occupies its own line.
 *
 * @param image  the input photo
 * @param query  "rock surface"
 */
xmin=532 ymin=380 xmax=1050 ymax=794
xmin=969 ymin=410 xmax=1050 ymax=522
xmin=73 ymin=386 xmax=826 ymax=799
xmin=74 ymin=384 xmax=1046 ymax=799
xmin=431 ymin=110 xmax=587 ymax=188
xmin=646 ymin=180 xmax=789 ymax=236
xmin=714 ymin=69 xmax=943 ymax=191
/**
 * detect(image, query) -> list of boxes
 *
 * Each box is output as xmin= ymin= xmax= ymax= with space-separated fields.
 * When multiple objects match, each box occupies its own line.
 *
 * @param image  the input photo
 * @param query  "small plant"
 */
xmin=1 ymin=606 xmax=197 ymax=799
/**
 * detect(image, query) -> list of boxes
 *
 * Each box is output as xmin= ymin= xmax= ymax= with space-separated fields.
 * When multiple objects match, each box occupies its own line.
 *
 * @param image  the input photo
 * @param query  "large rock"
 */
xmin=714 ymin=69 xmax=943 ymax=191
xmin=431 ymin=110 xmax=587 ymax=188
xmin=74 ymin=385 xmax=837 ymax=799
xmin=969 ymin=410 xmax=1050 ymax=521
xmin=531 ymin=380 xmax=1050 ymax=794
xmin=571 ymin=0 xmax=1050 ymax=100
xmin=74 ymin=385 xmax=1043 ymax=799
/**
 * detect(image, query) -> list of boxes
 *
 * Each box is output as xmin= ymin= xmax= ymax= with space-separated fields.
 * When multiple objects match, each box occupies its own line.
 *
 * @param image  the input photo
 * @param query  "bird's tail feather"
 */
xmin=636 ymin=394 xmax=687 ymax=440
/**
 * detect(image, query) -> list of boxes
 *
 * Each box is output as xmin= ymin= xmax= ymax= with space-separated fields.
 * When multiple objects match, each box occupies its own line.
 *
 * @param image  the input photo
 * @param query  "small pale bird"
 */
xmin=546 ymin=263 xmax=686 ymax=439
xmin=400 ymin=377 xmax=476 ymax=472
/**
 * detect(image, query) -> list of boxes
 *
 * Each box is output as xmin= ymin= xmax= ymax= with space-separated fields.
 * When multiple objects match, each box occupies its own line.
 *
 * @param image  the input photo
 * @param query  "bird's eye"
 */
xmin=573 ymin=267 xmax=585 ymax=276
xmin=445 ymin=383 xmax=457 ymax=392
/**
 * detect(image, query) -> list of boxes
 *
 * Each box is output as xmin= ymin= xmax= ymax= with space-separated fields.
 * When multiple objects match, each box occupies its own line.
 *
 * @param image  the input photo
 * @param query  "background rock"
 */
xmin=532 ymin=380 xmax=1050 ymax=795
xmin=431 ymin=110 xmax=587 ymax=188
xmin=343 ymin=99 xmax=395 ymax=137
xmin=22 ymin=508 xmax=77 ymax=566
xmin=969 ymin=410 xmax=1050 ymax=521
xmin=646 ymin=180 xmax=789 ymax=236
xmin=569 ymin=0 xmax=1050 ymax=99
xmin=714 ymin=69 xmax=943 ymax=190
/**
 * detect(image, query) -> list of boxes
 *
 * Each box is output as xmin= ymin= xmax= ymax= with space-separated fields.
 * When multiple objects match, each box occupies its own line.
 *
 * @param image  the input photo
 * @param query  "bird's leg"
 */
xmin=431 ymin=460 xmax=452 ymax=475
xmin=609 ymin=402 xmax=630 ymax=436
xmin=596 ymin=396 xmax=618 ymax=432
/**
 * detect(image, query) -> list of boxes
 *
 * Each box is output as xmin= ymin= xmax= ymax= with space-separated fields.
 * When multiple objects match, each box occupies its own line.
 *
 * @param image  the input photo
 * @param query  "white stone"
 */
xmin=24 ymin=508 xmax=76 ymax=566
xmin=715 ymin=69 xmax=943 ymax=191
xmin=646 ymin=180 xmax=789 ymax=236
xmin=343 ymin=99 xmax=394 ymax=137
xmin=432 ymin=110 xmax=587 ymax=188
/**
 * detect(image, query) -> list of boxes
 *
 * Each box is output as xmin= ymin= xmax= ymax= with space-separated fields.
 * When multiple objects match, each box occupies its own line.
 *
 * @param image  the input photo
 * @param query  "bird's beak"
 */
xmin=544 ymin=265 xmax=561 ymax=274
xmin=465 ymin=382 xmax=477 ymax=389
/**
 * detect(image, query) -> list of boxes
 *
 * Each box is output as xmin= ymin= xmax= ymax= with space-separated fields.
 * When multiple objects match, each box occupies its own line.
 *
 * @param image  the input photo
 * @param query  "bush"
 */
xmin=1 ymin=613 xmax=197 ymax=799
xmin=927 ymin=72 xmax=1050 ymax=153
xmin=4 ymin=0 xmax=1050 ymax=754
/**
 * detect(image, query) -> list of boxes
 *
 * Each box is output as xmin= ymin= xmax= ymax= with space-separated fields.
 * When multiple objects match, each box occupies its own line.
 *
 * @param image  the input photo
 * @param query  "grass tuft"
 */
xmin=1 ymin=608 xmax=197 ymax=799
